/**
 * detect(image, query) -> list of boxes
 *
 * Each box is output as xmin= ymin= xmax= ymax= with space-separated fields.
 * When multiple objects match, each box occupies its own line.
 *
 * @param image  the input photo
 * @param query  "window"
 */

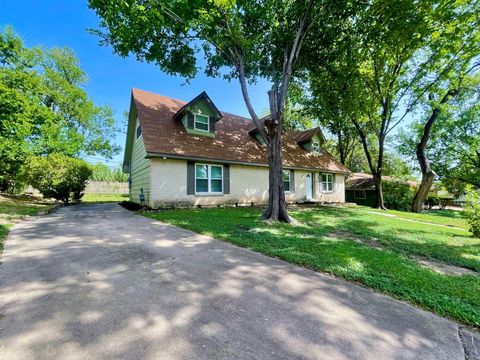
xmin=195 ymin=164 xmax=223 ymax=194
xmin=136 ymin=123 xmax=142 ymax=139
xmin=311 ymin=141 xmax=320 ymax=153
xmin=354 ymin=190 xmax=366 ymax=199
xmin=194 ymin=113 xmax=209 ymax=131
xmin=283 ymin=170 xmax=291 ymax=192
xmin=322 ymin=173 xmax=333 ymax=193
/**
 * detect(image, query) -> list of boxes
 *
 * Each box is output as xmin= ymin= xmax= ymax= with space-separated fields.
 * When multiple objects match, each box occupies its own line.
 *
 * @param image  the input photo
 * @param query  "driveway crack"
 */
xmin=459 ymin=326 xmax=480 ymax=360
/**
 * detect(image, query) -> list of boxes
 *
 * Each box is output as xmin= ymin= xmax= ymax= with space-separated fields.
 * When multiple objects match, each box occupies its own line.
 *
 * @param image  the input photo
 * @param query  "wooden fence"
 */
xmin=84 ymin=181 xmax=129 ymax=194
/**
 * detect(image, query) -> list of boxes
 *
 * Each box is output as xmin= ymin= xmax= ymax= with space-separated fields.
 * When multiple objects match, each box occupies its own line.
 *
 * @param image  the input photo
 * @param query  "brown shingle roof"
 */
xmin=346 ymin=173 xmax=419 ymax=190
xmin=293 ymin=127 xmax=323 ymax=144
xmin=132 ymin=88 xmax=350 ymax=173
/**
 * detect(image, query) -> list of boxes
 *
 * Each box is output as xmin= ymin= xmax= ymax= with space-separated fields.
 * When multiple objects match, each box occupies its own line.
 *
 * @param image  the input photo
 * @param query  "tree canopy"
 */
xmin=0 ymin=27 xmax=120 ymax=191
xmin=89 ymin=0 xmax=356 ymax=222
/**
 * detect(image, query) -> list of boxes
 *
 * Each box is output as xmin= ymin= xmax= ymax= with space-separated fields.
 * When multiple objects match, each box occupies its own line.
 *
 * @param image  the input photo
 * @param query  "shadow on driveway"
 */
xmin=0 ymin=203 xmax=466 ymax=359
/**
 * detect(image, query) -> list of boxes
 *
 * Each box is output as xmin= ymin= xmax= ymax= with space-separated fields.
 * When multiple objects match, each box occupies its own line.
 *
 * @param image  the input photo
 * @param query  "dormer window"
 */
xmin=136 ymin=122 xmax=142 ymax=139
xmin=173 ymin=91 xmax=222 ymax=137
xmin=294 ymin=127 xmax=325 ymax=152
xmin=194 ymin=113 xmax=209 ymax=132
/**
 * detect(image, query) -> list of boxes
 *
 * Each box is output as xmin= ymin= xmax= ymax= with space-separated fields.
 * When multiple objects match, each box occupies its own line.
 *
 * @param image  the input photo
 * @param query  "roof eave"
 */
xmin=146 ymin=151 xmax=351 ymax=174
xmin=173 ymin=91 xmax=223 ymax=121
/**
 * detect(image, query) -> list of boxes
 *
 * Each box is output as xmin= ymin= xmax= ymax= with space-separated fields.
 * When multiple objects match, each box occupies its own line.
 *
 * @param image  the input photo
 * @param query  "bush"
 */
xmin=22 ymin=154 xmax=92 ymax=205
xmin=383 ymin=179 xmax=415 ymax=211
xmin=424 ymin=195 xmax=440 ymax=210
xmin=464 ymin=187 xmax=480 ymax=237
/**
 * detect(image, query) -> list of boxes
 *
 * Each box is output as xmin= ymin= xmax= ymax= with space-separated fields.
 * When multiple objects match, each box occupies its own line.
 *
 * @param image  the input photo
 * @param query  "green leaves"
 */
xmin=465 ymin=187 xmax=480 ymax=237
xmin=0 ymin=27 xmax=120 ymax=191
xmin=21 ymin=154 xmax=93 ymax=205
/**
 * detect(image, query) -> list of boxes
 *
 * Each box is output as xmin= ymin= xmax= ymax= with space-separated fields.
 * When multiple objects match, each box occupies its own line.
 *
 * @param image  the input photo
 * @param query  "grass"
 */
xmin=81 ymin=193 xmax=129 ymax=203
xmin=142 ymin=205 xmax=480 ymax=328
xmin=368 ymin=207 xmax=467 ymax=229
xmin=0 ymin=194 xmax=53 ymax=254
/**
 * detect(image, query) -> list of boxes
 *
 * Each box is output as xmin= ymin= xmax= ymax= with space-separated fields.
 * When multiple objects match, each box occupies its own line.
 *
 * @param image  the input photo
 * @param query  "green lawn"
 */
xmin=367 ymin=207 xmax=467 ymax=229
xmin=0 ymin=194 xmax=53 ymax=254
xmin=142 ymin=205 xmax=480 ymax=328
xmin=81 ymin=193 xmax=129 ymax=203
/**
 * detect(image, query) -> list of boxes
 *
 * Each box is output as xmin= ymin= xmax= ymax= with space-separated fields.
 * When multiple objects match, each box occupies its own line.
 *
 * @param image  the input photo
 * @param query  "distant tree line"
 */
xmin=89 ymin=163 xmax=128 ymax=182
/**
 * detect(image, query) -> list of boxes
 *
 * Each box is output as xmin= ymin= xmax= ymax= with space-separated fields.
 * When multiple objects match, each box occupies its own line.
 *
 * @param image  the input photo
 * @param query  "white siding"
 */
xmin=149 ymin=158 xmax=345 ymax=208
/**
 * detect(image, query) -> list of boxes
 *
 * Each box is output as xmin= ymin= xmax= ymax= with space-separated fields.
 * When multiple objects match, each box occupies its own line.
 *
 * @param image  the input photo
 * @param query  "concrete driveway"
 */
xmin=0 ymin=203 xmax=473 ymax=359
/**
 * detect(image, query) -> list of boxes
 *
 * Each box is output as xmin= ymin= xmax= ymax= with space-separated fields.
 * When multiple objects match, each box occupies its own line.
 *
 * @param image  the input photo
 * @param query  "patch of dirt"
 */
xmin=412 ymin=256 xmax=478 ymax=277
xmin=366 ymin=210 xmax=466 ymax=231
xmin=326 ymin=230 xmax=478 ymax=277
xmin=327 ymin=230 xmax=385 ymax=250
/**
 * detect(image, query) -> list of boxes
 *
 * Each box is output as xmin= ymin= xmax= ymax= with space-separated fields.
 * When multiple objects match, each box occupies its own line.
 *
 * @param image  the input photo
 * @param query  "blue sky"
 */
xmin=0 ymin=0 xmax=272 ymax=167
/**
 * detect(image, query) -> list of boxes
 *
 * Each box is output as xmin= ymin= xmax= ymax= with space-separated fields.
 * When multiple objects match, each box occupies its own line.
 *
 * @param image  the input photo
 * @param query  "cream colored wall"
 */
xmin=148 ymin=158 xmax=345 ymax=207
xmin=313 ymin=172 xmax=346 ymax=203
xmin=130 ymin=119 xmax=150 ymax=204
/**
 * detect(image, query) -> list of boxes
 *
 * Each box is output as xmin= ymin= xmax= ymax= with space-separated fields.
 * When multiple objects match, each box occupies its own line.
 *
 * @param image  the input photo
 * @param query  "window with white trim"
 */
xmin=283 ymin=170 xmax=291 ymax=192
xmin=194 ymin=113 xmax=209 ymax=132
xmin=195 ymin=164 xmax=223 ymax=194
xmin=322 ymin=173 xmax=333 ymax=192
xmin=311 ymin=141 xmax=320 ymax=153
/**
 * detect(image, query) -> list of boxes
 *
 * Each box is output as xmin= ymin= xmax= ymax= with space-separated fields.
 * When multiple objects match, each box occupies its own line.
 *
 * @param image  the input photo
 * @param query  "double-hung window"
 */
xmin=194 ymin=113 xmax=209 ymax=131
xmin=195 ymin=164 xmax=223 ymax=194
xmin=311 ymin=141 xmax=320 ymax=153
xmin=283 ymin=170 xmax=291 ymax=192
xmin=322 ymin=173 xmax=333 ymax=193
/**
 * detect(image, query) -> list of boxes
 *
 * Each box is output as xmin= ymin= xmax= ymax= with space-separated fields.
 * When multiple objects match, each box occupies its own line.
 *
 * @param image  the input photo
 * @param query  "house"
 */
xmin=123 ymin=88 xmax=350 ymax=208
xmin=345 ymin=172 xmax=418 ymax=207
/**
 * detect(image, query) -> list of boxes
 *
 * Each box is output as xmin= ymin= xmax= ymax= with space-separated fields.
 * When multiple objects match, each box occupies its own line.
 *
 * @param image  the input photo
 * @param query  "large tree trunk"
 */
xmin=411 ymin=118 xmax=437 ymax=213
xmin=262 ymin=92 xmax=296 ymax=223
xmin=411 ymin=89 xmax=459 ymax=212
xmin=352 ymin=118 xmax=386 ymax=209
xmin=373 ymin=172 xmax=386 ymax=209
xmin=262 ymin=126 xmax=291 ymax=222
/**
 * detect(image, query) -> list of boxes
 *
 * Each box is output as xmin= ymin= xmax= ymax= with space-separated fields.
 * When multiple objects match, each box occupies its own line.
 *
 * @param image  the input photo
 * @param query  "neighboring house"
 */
xmin=123 ymin=88 xmax=349 ymax=208
xmin=345 ymin=172 xmax=418 ymax=207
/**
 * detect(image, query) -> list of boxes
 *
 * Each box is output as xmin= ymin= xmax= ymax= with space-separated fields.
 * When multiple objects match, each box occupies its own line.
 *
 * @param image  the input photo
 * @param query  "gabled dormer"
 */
xmin=248 ymin=127 xmax=266 ymax=146
xmin=173 ymin=91 xmax=223 ymax=137
xmin=294 ymin=127 xmax=326 ymax=153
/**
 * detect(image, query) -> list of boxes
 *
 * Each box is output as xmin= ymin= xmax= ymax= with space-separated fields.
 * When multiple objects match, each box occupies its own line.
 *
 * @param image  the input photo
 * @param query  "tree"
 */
xmin=432 ymin=95 xmax=480 ymax=190
xmin=88 ymin=0 xmax=354 ymax=222
xmin=22 ymin=154 xmax=92 ymax=205
xmin=464 ymin=186 xmax=480 ymax=237
xmin=306 ymin=0 xmax=468 ymax=209
xmin=0 ymin=27 xmax=120 ymax=191
xmin=407 ymin=0 xmax=480 ymax=212
xmin=90 ymin=162 xmax=129 ymax=182
xmin=401 ymin=87 xmax=480 ymax=195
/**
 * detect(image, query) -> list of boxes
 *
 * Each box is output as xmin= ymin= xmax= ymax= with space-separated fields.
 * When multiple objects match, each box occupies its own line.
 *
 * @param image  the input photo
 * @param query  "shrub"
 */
xmin=464 ymin=187 xmax=480 ymax=237
xmin=22 ymin=154 xmax=92 ymax=205
xmin=424 ymin=195 xmax=440 ymax=210
xmin=383 ymin=179 xmax=415 ymax=211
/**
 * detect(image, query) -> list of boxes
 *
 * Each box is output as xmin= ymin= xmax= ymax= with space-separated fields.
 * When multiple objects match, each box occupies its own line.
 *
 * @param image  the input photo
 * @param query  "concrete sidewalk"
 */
xmin=0 ymin=203 xmax=472 ymax=359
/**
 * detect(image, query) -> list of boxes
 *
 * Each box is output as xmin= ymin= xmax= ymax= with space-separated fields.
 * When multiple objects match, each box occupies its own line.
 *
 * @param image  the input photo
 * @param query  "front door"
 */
xmin=305 ymin=173 xmax=313 ymax=201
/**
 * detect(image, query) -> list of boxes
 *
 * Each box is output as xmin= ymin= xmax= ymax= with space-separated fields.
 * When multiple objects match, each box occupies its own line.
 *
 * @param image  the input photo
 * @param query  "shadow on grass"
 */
xmin=145 ymin=206 xmax=480 ymax=328
xmin=1 ymin=203 xmax=468 ymax=358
